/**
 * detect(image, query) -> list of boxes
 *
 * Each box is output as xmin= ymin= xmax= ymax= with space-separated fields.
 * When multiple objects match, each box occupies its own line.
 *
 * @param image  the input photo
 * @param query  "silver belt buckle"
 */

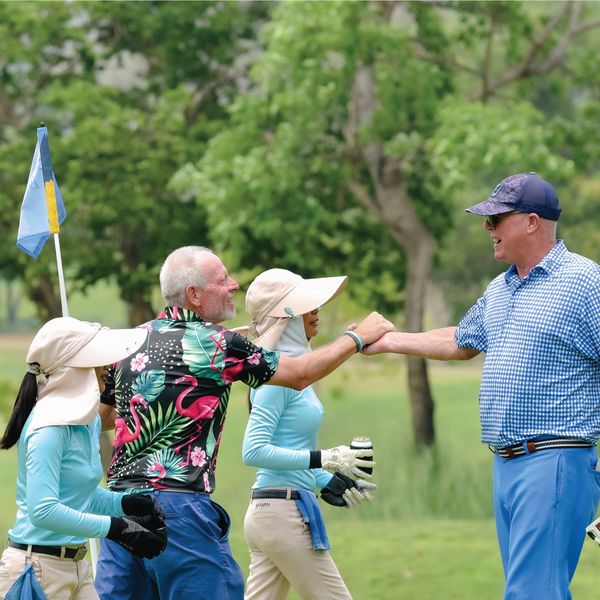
xmin=73 ymin=546 xmax=88 ymax=561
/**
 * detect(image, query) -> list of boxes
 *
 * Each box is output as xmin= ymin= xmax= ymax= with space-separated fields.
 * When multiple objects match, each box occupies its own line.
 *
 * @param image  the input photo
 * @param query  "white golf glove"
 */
xmin=320 ymin=445 xmax=375 ymax=479
xmin=342 ymin=479 xmax=377 ymax=508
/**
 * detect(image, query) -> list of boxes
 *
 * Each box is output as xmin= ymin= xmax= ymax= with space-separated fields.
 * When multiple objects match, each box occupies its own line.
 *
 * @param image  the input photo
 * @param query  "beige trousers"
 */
xmin=0 ymin=547 xmax=97 ymax=600
xmin=244 ymin=497 xmax=352 ymax=600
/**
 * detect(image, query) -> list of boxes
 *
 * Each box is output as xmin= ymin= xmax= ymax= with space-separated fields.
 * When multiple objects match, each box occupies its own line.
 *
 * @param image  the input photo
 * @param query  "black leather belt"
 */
xmin=8 ymin=540 xmax=88 ymax=560
xmin=251 ymin=488 xmax=300 ymax=500
xmin=489 ymin=438 xmax=593 ymax=459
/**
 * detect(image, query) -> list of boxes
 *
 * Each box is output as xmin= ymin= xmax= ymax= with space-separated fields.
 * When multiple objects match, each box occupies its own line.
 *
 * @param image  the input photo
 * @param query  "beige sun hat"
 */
xmin=27 ymin=317 xmax=147 ymax=429
xmin=245 ymin=268 xmax=348 ymax=350
xmin=27 ymin=316 xmax=148 ymax=374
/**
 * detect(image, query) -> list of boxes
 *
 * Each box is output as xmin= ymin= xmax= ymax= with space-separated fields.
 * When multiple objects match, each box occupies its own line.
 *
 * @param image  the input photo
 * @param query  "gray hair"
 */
xmin=159 ymin=246 xmax=215 ymax=307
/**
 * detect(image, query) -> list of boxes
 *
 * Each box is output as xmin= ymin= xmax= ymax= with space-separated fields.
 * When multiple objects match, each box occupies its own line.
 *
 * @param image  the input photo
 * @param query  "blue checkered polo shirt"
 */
xmin=455 ymin=240 xmax=600 ymax=447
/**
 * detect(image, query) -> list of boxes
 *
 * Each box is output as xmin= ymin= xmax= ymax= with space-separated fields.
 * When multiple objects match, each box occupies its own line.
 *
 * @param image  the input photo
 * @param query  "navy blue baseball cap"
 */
xmin=466 ymin=172 xmax=561 ymax=221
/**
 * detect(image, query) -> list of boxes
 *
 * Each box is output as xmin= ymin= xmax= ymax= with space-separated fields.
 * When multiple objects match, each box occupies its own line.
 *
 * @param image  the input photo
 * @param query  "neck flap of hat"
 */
xmin=251 ymin=316 xmax=289 ymax=351
xmin=275 ymin=316 xmax=311 ymax=357
xmin=30 ymin=366 xmax=101 ymax=429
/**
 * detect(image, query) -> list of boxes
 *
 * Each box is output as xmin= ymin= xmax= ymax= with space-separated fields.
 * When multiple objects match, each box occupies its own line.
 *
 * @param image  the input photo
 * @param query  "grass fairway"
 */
xmin=1 ymin=339 xmax=599 ymax=598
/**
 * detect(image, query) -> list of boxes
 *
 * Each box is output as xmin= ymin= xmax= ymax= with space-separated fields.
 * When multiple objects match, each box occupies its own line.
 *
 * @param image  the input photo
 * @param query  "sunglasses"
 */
xmin=485 ymin=211 xmax=521 ymax=230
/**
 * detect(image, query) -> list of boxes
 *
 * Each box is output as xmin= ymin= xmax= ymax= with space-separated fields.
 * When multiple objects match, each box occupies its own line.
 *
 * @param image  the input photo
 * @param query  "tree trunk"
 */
xmin=127 ymin=293 xmax=155 ymax=326
xmin=385 ymin=201 xmax=437 ymax=447
xmin=407 ymin=356 xmax=435 ymax=446
xmin=26 ymin=273 xmax=63 ymax=322
xmin=346 ymin=64 xmax=437 ymax=448
xmin=404 ymin=235 xmax=436 ymax=448
xmin=5 ymin=279 xmax=21 ymax=324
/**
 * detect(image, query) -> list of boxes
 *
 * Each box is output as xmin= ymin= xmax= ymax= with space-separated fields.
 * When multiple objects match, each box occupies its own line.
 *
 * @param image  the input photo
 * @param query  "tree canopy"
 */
xmin=180 ymin=0 xmax=600 ymax=445
xmin=2 ymin=1 xmax=600 ymax=446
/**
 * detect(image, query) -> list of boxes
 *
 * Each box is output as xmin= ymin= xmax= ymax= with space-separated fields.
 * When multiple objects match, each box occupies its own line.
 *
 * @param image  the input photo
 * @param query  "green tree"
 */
xmin=183 ymin=0 xmax=600 ymax=447
xmin=0 ymin=0 xmax=268 ymax=323
xmin=0 ymin=1 xmax=97 ymax=321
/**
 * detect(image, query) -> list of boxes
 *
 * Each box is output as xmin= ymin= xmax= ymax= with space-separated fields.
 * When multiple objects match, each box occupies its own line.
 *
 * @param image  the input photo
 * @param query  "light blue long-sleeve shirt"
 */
xmin=9 ymin=412 xmax=125 ymax=546
xmin=242 ymin=384 xmax=332 ymax=491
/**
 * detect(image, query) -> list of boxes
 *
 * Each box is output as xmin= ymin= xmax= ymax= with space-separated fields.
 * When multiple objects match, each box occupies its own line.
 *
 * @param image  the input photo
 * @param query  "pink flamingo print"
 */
xmin=221 ymin=357 xmax=245 ymax=383
xmin=173 ymin=431 xmax=203 ymax=467
xmin=147 ymin=461 xmax=169 ymax=488
xmin=174 ymin=375 xmax=220 ymax=420
xmin=114 ymin=394 xmax=148 ymax=448
xmin=173 ymin=375 xmax=220 ymax=467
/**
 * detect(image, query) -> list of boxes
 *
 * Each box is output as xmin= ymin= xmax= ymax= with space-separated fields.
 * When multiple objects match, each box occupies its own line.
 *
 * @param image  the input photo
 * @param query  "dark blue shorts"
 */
xmin=94 ymin=491 xmax=244 ymax=600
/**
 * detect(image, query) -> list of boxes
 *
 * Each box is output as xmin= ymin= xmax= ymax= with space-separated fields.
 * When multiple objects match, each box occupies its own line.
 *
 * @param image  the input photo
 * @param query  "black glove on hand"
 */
xmin=320 ymin=471 xmax=357 ymax=507
xmin=122 ymin=494 xmax=165 ymax=521
xmin=106 ymin=516 xmax=167 ymax=559
xmin=128 ymin=513 xmax=167 ymax=534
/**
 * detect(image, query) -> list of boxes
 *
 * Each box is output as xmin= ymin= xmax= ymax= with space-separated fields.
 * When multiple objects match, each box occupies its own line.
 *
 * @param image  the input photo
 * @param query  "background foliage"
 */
xmin=2 ymin=0 xmax=600 ymax=511
xmin=3 ymin=2 xmax=600 ymax=593
xmin=4 ymin=1 xmax=600 ymax=326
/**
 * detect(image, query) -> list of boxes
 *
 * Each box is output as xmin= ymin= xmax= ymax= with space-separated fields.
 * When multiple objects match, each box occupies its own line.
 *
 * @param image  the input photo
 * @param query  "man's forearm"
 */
xmin=366 ymin=327 xmax=479 ymax=361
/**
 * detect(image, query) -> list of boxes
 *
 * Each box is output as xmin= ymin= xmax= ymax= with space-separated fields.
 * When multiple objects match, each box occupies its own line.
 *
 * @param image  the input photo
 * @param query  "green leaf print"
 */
xmin=263 ymin=351 xmax=278 ymax=371
xmin=114 ymin=368 xmax=123 ymax=404
xmin=145 ymin=448 xmax=187 ymax=484
xmin=245 ymin=374 xmax=260 ymax=388
xmin=205 ymin=427 xmax=217 ymax=458
xmin=181 ymin=327 xmax=226 ymax=381
xmin=126 ymin=401 xmax=190 ymax=458
xmin=131 ymin=370 xmax=166 ymax=403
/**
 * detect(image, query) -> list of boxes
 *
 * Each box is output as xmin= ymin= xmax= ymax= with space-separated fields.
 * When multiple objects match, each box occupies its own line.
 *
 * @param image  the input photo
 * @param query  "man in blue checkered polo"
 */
xmin=365 ymin=172 xmax=600 ymax=600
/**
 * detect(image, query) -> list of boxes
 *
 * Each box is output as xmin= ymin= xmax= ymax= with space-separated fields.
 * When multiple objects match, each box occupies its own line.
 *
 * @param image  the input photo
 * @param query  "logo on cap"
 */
xmin=284 ymin=307 xmax=295 ymax=317
xmin=490 ymin=182 xmax=503 ymax=198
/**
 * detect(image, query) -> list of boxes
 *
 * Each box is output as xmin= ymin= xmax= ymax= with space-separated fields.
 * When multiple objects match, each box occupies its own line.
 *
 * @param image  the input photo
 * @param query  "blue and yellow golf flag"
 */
xmin=16 ymin=124 xmax=66 ymax=258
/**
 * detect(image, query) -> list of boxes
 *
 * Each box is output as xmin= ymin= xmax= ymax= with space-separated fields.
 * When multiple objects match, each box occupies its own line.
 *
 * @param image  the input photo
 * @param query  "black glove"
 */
xmin=122 ymin=494 xmax=165 ymax=521
xmin=320 ymin=471 xmax=357 ymax=507
xmin=129 ymin=512 xmax=167 ymax=534
xmin=320 ymin=471 xmax=377 ymax=508
xmin=106 ymin=516 xmax=167 ymax=559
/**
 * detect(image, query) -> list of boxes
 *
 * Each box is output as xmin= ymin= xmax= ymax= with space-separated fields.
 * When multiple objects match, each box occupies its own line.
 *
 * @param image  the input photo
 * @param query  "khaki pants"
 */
xmin=0 ymin=547 xmax=97 ymax=600
xmin=244 ymin=497 xmax=352 ymax=600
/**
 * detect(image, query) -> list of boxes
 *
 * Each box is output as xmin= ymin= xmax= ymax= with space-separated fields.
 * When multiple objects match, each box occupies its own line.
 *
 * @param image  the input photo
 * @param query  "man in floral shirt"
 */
xmin=102 ymin=308 xmax=276 ymax=496
xmin=95 ymin=246 xmax=392 ymax=600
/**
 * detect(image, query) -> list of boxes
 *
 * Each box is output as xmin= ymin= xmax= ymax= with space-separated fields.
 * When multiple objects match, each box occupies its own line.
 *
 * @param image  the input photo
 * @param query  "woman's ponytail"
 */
xmin=0 ymin=372 xmax=39 ymax=449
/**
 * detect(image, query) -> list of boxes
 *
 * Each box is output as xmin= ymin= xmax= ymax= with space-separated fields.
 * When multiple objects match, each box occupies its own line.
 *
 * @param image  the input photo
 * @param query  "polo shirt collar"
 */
xmin=504 ymin=240 xmax=567 ymax=283
xmin=158 ymin=306 xmax=204 ymax=322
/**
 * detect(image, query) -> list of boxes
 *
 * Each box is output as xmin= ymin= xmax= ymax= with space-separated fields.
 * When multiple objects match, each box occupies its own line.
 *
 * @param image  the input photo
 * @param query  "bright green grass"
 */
xmin=1 ymin=342 xmax=599 ymax=597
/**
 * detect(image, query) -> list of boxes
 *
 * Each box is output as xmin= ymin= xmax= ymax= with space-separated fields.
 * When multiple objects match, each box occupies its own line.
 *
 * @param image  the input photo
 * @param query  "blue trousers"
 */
xmin=94 ymin=491 xmax=244 ymax=600
xmin=494 ymin=447 xmax=600 ymax=600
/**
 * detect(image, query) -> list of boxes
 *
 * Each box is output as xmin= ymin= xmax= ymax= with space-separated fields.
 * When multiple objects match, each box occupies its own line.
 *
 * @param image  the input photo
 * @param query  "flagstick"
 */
xmin=89 ymin=538 xmax=99 ymax=578
xmin=53 ymin=233 xmax=69 ymax=317
xmin=55 ymin=231 xmax=105 ymax=571
xmin=55 ymin=230 xmax=104 ymax=573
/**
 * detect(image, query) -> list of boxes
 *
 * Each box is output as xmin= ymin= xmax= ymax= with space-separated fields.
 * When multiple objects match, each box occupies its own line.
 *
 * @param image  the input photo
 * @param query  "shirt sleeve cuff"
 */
xmin=309 ymin=450 xmax=322 ymax=469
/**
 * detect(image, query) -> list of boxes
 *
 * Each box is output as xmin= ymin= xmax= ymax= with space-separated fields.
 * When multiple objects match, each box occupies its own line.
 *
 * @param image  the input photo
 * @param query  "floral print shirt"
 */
xmin=100 ymin=306 xmax=279 ymax=493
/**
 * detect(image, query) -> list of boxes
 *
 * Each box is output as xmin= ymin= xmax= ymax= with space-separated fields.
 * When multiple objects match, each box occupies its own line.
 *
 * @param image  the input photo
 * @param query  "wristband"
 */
xmin=343 ymin=330 xmax=364 ymax=352
xmin=309 ymin=450 xmax=322 ymax=469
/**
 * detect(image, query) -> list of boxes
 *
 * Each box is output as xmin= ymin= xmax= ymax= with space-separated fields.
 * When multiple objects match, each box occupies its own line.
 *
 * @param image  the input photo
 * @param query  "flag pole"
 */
xmin=53 ymin=233 xmax=69 ymax=317
xmin=17 ymin=123 xmax=101 ymax=573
